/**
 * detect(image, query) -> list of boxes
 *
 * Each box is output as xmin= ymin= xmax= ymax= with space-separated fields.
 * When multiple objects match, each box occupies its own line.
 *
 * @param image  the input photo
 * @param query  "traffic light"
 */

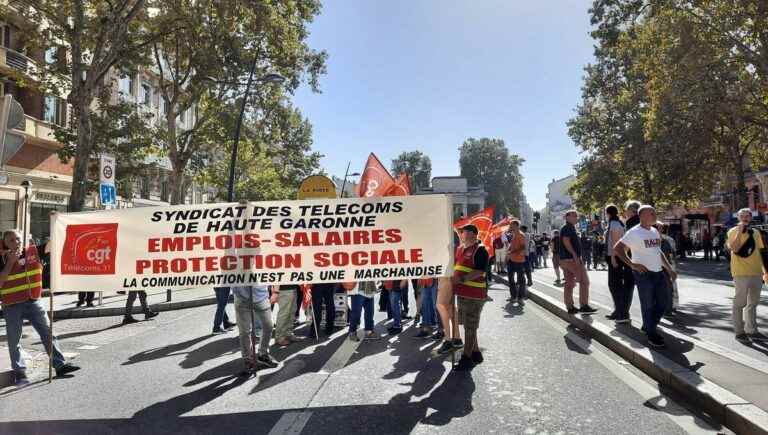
xmin=0 ymin=94 xmax=26 ymax=166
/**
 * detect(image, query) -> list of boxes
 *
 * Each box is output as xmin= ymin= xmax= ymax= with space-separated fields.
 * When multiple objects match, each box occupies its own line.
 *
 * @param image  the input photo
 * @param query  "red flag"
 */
xmin=385 ymin=173 xmax=411 ymax=196
xmin=453 ymin=207 xmax=495 ymax=257
xmin=301 ymin=284 xmax=312 ymax=310
xmin=490 ymin=217 xmax=511 ymax=240
xmin=357 ymin=153 xmax=395 ymax=198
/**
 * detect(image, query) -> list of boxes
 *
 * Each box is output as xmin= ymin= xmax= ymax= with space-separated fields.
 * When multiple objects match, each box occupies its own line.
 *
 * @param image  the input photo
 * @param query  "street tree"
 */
xmin=458 ymin=138 xmax=524 ymax=219
xmin=148 ymin=0 xmax=327 ymax=204
xmin=7 ymin=0 xmax=160 ymax=212
xmin=391 ymin=151 xmax=432 ymax=191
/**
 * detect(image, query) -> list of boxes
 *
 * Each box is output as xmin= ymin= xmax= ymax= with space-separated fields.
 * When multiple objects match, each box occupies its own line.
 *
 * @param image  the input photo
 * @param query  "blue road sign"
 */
xmin=100 ymin=183 xmax=116 ymax=206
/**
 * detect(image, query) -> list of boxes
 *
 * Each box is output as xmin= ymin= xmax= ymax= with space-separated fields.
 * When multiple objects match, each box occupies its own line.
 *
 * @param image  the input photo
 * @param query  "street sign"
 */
xmin=100 ymin=183 xmax=116 ymax=206
xmin=99 ymin=155 xmax=116 ymax=185
xmin=0 ymin=94 xmax=26 ymax=166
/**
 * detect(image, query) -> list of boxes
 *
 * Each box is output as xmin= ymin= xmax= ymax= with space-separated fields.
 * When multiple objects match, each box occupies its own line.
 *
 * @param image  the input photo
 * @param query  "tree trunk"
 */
xmin=734 ymin=158 xmax=748 ymax=210
xmin=68 ymin=97 xmax=92 ymax=212
xmin=169 ymin=166 xmax=186 ymax=204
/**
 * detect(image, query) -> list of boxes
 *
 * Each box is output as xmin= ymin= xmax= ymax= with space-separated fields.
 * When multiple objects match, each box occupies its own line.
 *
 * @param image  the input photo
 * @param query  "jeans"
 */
xmin=233 ymin=295 xmax=272 ymax=358
xmin=401 ymin=284 xmax=410 ymax=315
xmin=213 ymin=287 xmax=231 ymax=329
xmin=633 ymin=271 xmax=670 ymax=335
xmin=275 ymin=289 xmax=298 ymax=340
xmin=607 ymin=258 xmax=634 ymax=319
xmin=349 ymin=295 xmax=375 ymax=332
xmin=4 ymin=300 xmax=66 ymax=373
xmin=524 ymin=255 xmax=533 ymax=283
xmin=420 ymin=284 xmax=438 ymax=327
xmin=311 ymin=285 xmax=335 ymax=332
xmin=506 ymin=261 xmax=526 ymax=299
xmin=389 ymin=290 xmax=402 ymax=328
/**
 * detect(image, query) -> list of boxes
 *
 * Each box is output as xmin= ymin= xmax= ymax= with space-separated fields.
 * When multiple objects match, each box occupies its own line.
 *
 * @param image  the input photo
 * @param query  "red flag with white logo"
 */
xmin=357 ymin=153 xmax=395 ymax=198
xmin=453 ymin=207 xmax=496 ymax=257
xmin=385 ymin=173 xmax=411 ymax=196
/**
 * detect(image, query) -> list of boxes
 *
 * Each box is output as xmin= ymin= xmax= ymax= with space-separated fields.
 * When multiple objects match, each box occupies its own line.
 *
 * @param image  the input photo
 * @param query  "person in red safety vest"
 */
xmin=0 ymin=229 xmax=80 ymax=385
xmin=450 ymin=224 xmax=489 ymax=371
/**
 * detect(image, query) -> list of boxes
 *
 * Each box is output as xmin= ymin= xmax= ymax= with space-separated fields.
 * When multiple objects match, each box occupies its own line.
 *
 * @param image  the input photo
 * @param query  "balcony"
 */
xmin=0 ymin=46 xmax=37 ymax=79
xmin=22 ymin=115 xmax=62 ymax=149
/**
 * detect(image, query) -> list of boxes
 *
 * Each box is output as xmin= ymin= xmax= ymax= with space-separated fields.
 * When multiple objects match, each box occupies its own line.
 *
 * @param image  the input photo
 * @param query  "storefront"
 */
xmin=30 ymin=191 xmax=69 ymax=243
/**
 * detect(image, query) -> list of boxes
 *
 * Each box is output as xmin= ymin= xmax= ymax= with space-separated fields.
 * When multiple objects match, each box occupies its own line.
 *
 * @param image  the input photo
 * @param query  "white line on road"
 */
xmin=527 ymin=301 xmax=722 ymax=435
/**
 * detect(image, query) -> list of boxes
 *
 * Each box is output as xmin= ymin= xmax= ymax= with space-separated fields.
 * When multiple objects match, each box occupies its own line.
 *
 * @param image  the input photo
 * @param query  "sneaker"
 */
xmin=605 ymin=313 xmax=618 ymax=320
xmin=471 ymin=351 xmax=484 ymax=364
xmin=615 ymin=317 xmax=631 ymax=324
xmin=364 ymin=331 xmax=381 ymax=340
xmin=387 ymin=327 xmax=402 ymax=335
xmin=748 ymin=332 xmax=768 ymax=342
xmin=455 ymin=355 xmax=475 ymax=371
xmin=736 ymin=333 xmax=751 ymax=343
xmin=414 ymin=329 xmax=432 ymax=338
xmin=566 ymin=306 xmax=579 ymax=315
xmin=432 ymin=330 xmax=445 ymax=341
xmin=256 ymin=354 xmax=279 ymax=369
xmin=122 ymin=317 xmax=139 ymax=325
xmin=647 ymin=334 xmax=665 ymax=349
xmin=518 ymin=298 xmax=525 ymax=306
xmin=348 ymin=332 xmax=360 ymax=342
xmin=212 ymin=326 xmax=226 ymax=334
xmin=145 ymin=311 xmax=159 ymax=320
xmin=437 ymin=341 xmax=454 ymax=355
xmin=55 ymin=363 xmax=81 ymax=377
xmin=579 ymin=305 xmax=598 ymax=315
xmin=403 ymin=315 xmax=413 ymax=320
xmin=554 ymin=279 xmax=561 ymax=285
xmin=414 ymin=314 xmax=421 ymax=324
xmin=223 ymin=321 xmax=237 ymax=330
xmin=452 ymin=339 xmax=464 ymax=349
xmin=75 ymin=301 xmax=83 ymax=308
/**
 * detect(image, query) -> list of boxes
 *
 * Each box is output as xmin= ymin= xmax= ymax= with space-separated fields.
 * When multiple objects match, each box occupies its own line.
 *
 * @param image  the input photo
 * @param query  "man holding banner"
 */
xmin=1 ymin=230 xmax=80 ymax=384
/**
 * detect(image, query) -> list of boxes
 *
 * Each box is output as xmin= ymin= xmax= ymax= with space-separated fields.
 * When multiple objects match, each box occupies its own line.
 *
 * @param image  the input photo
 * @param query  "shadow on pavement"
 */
xmin=122 ymin=335 xmax=211 ymax=365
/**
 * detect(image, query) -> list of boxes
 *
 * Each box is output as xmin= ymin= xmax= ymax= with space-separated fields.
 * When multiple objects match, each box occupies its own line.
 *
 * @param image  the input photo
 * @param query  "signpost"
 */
xmin=99 ymin=155 xmax=116 ymax=207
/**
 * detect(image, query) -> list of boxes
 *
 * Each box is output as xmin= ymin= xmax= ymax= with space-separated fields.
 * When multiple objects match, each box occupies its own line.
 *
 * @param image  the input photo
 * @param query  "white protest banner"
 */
xmin=50 ymin=195 xmax=453 ymax=293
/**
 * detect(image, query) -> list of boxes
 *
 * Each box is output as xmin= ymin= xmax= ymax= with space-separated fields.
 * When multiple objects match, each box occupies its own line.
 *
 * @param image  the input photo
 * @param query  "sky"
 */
xmin=293 ymin=1 xmax=596 ymax=210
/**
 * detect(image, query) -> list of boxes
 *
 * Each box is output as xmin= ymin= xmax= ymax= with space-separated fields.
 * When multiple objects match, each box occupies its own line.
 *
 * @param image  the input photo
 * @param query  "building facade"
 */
xmin=545 ymin=175 xmax=575 ymax=232
xmin=416 ymin=176 xmax=486 ymax=221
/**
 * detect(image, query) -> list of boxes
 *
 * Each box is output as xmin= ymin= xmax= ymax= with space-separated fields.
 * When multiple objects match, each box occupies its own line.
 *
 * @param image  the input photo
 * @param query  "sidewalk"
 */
xmin=37 ymin=287 xmax=221 ymax=319
xmin=492 ymin=268 xmax=768 ymax=434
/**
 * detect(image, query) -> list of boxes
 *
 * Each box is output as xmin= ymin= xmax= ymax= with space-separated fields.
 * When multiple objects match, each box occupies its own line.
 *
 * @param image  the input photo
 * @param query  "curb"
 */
xmin=50 ymin=295 xmax=224 ymax=319
xmin=492 ymin=274 xmax=768 ymax=435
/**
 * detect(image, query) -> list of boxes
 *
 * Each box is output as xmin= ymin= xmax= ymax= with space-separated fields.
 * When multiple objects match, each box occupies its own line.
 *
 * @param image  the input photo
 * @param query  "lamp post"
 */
xmin=339 ymin=161 xmax=360 ymax=198
xmin=226 ymin=70 xmax=285 ymax=202
xmin=20 ymin=180 xmax=32 ymax=250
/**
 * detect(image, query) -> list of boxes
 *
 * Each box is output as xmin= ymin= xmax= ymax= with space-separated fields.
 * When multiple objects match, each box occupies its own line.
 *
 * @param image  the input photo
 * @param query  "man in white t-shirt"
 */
xmin=614 ymin=205 xmax=678 ymax=349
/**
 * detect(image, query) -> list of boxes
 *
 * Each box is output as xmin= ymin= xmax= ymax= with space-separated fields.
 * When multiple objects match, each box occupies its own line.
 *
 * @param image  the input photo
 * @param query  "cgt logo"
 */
xmin=61 ymin=223 xmax=118 ymax=275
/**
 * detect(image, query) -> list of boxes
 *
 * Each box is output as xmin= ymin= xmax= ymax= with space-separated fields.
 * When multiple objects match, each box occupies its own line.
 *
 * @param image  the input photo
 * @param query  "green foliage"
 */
xmin=458 ymin=138 xmax=524 ymax=218
xmin=391 ymin=151 xmax=432 ymax=191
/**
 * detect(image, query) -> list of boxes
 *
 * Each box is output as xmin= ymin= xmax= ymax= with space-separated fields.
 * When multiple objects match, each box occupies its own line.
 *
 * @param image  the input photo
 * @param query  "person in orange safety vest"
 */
xmin=0 ymin=229 xmax=80 ymax=385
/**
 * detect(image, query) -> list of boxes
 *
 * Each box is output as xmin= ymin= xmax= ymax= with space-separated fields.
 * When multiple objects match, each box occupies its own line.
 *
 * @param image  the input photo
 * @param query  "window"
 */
xmin=0 ymin=24 xmax=9 ymax=48
xmin=140 ymin=82 xmax=152 ymax=105
xmin=43 ymin=95 xmax=66 ymax=126
xmin=0 ymin=199 xmax=17 ymax=232
xmin=119 ymin=72 xmax=135 ymax=96
xmin=45 ymin=47 xmax=57 ymax=65
xmin=30 ymin=202 xmax=67 ymax=243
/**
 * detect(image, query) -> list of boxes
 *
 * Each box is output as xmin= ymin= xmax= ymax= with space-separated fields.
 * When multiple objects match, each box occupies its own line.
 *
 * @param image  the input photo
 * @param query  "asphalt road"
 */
xmin=0 ymin=283 xmax=727 ymax=435
xmin=526 ymin=257 xmax=768 ymax=362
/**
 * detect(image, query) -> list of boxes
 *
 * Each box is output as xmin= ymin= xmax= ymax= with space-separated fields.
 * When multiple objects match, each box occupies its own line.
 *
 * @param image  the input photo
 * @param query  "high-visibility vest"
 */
xmin=453 ymin=242 xmax=487 ymax=300
xmin=0 ymin=257 xmax=43 ymax=306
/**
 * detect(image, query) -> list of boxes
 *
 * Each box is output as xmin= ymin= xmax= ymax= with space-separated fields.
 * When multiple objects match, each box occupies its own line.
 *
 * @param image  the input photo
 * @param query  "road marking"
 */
xmin=76 ymin=345 xmax=99 ymax=350
xmin=528 ymin=302 xmax=721 ymax=434
xmin=529 ymin=276 xmax=768 ymax=376
xmin=268 ymin=410 xmax=313 ymax=435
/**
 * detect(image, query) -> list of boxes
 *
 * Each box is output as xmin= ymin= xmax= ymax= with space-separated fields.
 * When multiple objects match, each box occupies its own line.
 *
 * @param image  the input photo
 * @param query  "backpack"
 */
xmin=734 ymin=229 xmax=756 ymax=258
